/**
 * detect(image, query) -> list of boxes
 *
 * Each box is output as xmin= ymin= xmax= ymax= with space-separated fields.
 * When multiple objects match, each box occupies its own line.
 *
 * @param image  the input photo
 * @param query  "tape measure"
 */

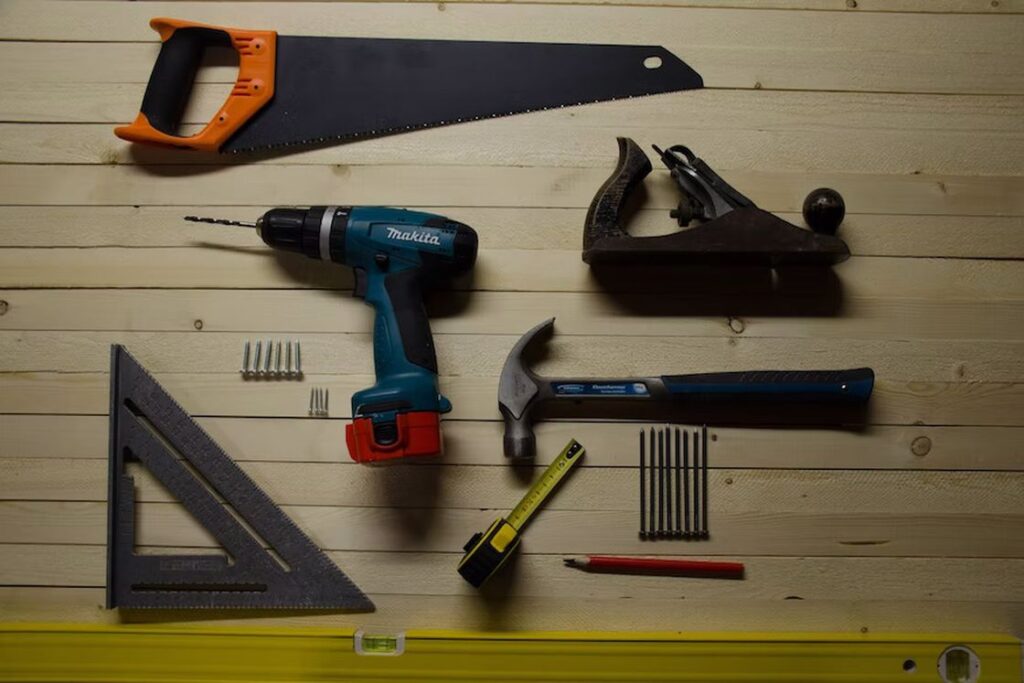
xmin=458 ymin=439 xmax=585 ymax=587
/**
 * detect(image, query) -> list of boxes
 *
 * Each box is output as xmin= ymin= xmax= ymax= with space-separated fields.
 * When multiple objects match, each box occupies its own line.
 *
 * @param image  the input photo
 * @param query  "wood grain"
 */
xmin=3 ymin=414 xmax=1021 ymax=470
xmin=4 ymin=546 xmax=1023 ymax=602
xmin=2 ymin=371 xmax=1022 ymax=426
xmin=3 ymin=165 xmax=1022 ymax=216
xmin=0 ymin=4 xmax=1020 ymax=96
xmin=0 ymin=0 xmax=1020 ymax=640
xmin=3 ymin=91 xmax=1022 ymax=176
xmin=1 ymin=587 xmax=1021 ymax=633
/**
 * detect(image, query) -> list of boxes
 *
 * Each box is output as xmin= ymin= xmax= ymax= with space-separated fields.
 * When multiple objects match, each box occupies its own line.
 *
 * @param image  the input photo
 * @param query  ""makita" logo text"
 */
xmin=386 ymin=227 xmax=441 ymax=246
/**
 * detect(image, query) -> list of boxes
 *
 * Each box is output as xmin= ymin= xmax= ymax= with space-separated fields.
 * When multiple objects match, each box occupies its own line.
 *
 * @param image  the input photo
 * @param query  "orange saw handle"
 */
xmin=114 ymin=18 xmax=276 ymax=152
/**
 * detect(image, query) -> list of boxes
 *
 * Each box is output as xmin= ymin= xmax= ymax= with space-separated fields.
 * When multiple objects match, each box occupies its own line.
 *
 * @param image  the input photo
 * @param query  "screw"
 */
xmin=309 ymin=387 xmax=316 ymax=415
xmin=253 ymin=341 xmax=263 ymax=377
xmin=286 ymin=341 xmax=294 ymax=378
xmin=263 ymin=339 xmax=273 ymax=375
xmin=295 ymin=340 xmax=302 ymax=376
xmin=241 ymin=341 xmax=251 ymax=377
xmin=275 ymin=341 xmax=283 ymax=377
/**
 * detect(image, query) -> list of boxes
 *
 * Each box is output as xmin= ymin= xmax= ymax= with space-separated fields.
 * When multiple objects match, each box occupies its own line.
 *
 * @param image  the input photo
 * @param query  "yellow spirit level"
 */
xmin=1 ymin=625 xmax=1019 ymax=682
xmin=458 ymin=439 xmax=585 ymax=587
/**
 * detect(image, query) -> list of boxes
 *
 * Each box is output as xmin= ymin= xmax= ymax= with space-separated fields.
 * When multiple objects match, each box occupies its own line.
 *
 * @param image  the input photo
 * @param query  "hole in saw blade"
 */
xmin=643 ymin=56 xmax=663 ymax=69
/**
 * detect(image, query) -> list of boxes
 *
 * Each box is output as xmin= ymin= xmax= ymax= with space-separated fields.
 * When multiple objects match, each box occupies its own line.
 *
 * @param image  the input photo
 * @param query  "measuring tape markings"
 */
xmin=458 ymin=440 xmax=585 ymax=587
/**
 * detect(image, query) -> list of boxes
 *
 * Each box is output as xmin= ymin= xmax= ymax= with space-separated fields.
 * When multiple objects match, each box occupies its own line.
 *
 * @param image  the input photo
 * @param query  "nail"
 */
xmin=648 ymin=428 xmax=655 ymax=538
xmin=683 ymin=428 xmax=690 ymax=537
xmin=639 ymin=430 xmax=646 ymax=539
xmin=659 ymin=430 xmax=667 ymax=536
xmin=664 ymin=426 xmax=672 ymax=538
xmin=692 ymin=429 xmax=700 ymax=539
xmin=702 ymin=425 xmax=709 ymax=539
xmin=675 ymin=428 xmax=682 ymax=537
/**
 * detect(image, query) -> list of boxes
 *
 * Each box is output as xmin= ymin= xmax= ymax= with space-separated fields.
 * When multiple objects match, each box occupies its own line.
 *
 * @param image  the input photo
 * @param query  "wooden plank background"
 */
xmin=0 ymin=0 xmax=1022 ymax=635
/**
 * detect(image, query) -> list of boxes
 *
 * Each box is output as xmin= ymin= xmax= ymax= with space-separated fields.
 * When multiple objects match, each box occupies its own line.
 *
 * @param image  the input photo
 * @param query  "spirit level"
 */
xmin=458 ymin=439 xmax=585 ymax=587
xmin=0 ymin=625 xmax=1018 ymax=682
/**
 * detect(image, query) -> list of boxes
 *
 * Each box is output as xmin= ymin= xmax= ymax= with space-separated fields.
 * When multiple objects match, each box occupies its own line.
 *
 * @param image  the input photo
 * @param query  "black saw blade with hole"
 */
xmin=106 ymin=344 xmax=374 ymax=611
xmin=224 ymin=36 xmax=703 ymax=153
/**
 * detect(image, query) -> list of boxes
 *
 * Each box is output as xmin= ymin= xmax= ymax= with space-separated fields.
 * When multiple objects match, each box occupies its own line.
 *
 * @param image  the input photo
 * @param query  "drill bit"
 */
xmin=639 ymin=430 xmax=646 ymax=539
xmin=184 ymin=216 xmax=257 ymax=228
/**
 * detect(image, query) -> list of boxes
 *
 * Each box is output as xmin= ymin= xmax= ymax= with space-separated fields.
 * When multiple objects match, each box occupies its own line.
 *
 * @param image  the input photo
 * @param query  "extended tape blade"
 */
xmin=223 ymin=37 xmax=703 ymax=153
xmin=507 ymin=439 xmax=585 ymax=529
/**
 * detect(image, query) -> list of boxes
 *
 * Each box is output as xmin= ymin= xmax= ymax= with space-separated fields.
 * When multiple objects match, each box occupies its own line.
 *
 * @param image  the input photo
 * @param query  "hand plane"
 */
xmin=583 ymin=138 xmax=850 ymax=267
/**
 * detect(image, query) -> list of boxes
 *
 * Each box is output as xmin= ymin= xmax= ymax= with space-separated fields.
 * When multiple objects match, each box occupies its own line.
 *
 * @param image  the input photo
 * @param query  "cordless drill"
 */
xmin=186 ymin=207 xmax=478 ymax=463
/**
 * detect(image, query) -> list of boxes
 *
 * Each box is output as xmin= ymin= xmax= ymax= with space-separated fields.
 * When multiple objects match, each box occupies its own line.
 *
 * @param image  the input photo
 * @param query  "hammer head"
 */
xmin=498 ymin=317 xmax=556 ymax=459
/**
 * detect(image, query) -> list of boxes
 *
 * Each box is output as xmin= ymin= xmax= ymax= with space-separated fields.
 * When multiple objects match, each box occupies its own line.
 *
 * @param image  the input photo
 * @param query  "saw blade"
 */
xmin=223 ymin=36 xmax=703 ymax=153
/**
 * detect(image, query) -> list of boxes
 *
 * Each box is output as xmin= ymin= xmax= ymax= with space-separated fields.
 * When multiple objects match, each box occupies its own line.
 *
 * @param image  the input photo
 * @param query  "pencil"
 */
xmin=563 ymin=555 xmax=744 ymax=578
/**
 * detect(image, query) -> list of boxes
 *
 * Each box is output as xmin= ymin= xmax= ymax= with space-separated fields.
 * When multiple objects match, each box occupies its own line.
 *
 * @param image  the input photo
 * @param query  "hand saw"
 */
xmin=115 ymin=18 xmax=704 ymax=153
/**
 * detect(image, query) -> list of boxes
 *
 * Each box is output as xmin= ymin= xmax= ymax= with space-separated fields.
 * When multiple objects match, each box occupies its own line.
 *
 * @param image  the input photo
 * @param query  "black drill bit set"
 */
xmin=639 ymin=426 xmax=709 ymax=539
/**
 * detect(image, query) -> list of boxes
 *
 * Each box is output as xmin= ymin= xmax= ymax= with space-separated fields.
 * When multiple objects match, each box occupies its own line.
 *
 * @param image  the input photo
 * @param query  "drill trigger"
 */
xmin=352 ymin=267 xmax=368 ymax=298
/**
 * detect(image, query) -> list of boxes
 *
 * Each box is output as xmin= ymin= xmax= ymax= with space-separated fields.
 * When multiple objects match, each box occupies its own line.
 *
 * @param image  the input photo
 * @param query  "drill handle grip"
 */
xmin=363 ymin=267 xmax=438 ymax=377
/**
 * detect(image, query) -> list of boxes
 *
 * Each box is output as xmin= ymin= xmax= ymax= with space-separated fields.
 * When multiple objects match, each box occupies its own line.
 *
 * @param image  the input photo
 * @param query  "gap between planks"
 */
xmin=1 ymin=3 xmax=1021 ymax=97
xmin=5 ymin=458 xmax=1022 ymax=514
xmin=0 ymin=501 xmax=1020 ymax=557
xmin=2 ymin=207 xmax=1023 ymax=259
xmin=2 ymin=546 xmax=1022 ymax=603
xmin=3 ymin=415 xmax=1021 ymax=471
xmin=2 ymin=372 xmax=1023 ymax=426
xmin=1 ymin=587 xmax=1022 ymax=633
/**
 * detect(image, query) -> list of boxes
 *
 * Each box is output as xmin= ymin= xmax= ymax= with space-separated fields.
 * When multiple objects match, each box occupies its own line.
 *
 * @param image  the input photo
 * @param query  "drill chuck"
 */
xmin=256 ymin=206 xmax=349 ymax=263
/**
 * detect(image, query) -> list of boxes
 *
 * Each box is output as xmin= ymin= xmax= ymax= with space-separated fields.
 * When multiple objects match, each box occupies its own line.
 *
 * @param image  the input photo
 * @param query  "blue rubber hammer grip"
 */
xmin=662 ymin=368 xmax=874 ymax=402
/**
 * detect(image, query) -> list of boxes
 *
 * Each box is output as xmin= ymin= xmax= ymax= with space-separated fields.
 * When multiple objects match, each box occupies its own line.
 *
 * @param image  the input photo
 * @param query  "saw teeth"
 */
xmin=222 ymin=90 xmax=676 ymax=155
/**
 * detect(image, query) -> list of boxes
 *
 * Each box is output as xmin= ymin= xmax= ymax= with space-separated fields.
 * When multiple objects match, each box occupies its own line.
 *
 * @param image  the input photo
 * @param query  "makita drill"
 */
xmin=186 ymin=206 xmax=478 ymax=463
